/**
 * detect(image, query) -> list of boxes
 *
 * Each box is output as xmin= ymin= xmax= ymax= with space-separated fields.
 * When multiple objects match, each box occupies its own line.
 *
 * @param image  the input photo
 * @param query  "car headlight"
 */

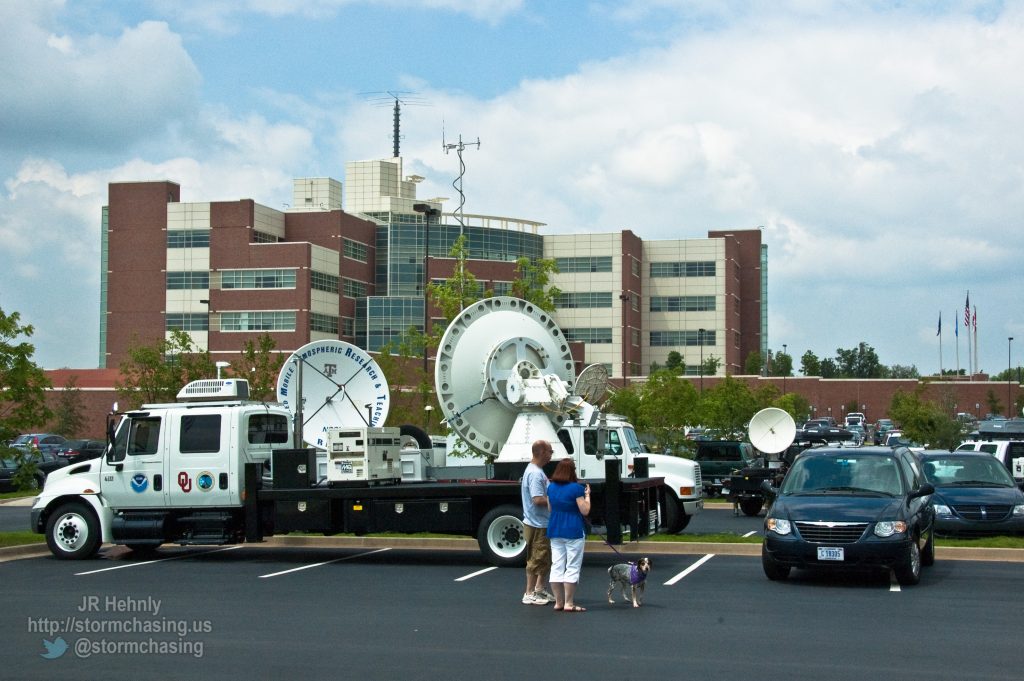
xmin=874 ymin=520 xmax=908 ymax=537
xmin=933 ymin=504 xmax=952 ymax=517
xmin=766 ymin=518 xmax=791 ymax=535
xmin=1013 ymin=504 xmax=1024 ymax=517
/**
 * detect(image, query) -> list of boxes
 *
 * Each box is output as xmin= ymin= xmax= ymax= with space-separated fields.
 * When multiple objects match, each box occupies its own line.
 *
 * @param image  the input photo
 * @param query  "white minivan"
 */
xmin=955 ymin=439 xmax=1024 ymax=487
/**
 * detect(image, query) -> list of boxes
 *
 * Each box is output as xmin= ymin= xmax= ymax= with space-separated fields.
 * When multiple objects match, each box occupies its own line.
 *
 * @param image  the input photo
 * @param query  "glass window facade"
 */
xmin=311 ymin=271 xmax=339 ymax=294
xmin=252 ymin=231 xmax=278 ymax=244
xmin=343 ymin=278 xmax=368 ymax=298
xmin=564 ymin=328 xmax=613 ymax=344
xmin=221 ymin=269 xmax=296 ymax=290
xmin=310 ymin=312 xmax=339 ymax=334
xmin=649 ymin=330 xmax=717 ymax=347
xmin=649 ymin=295 xmax=716 ymax=312
xmin=555 ymin=256 xmax=613 ymax=273
xmin=166 ymin=313 xmax=209 ymax=331
xmin=554 ymin=292 xmax=613 ymax=309
xmin=354 ymin=296 xmax=424 ymax=351
xmin=343 ymin=238 xmax=368 ymax=262
xmin=166 ymin=271 xmax=210 ymax=290
xmin=649 ymin=261 xmax=716 ymax=278
xmin=220 ymin=311 xmax=296 ymax=332
xmin=167 ymin=230 xmax=210 ymax=248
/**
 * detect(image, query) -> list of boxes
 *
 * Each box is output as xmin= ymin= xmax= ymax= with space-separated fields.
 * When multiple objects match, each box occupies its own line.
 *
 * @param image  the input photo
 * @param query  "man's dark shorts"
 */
xmin=524 ymin=524 xmax=551 ymax=575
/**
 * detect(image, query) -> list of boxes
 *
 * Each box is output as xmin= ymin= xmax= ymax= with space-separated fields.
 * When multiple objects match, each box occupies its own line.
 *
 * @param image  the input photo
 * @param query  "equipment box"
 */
xmin=371 ymin=498 xmax=472 ymax=534
xmin=272 ymin=449 xmax=319 ymax=489
xmin=326 ymin=427 xmax=402 ymax=485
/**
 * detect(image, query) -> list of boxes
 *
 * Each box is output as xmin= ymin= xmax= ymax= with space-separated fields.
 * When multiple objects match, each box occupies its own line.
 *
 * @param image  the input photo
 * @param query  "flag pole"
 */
xmin=938 ymin=311 xmax=944 ymax=377
xmin=955 ymin=311 xmax=961 ymax=377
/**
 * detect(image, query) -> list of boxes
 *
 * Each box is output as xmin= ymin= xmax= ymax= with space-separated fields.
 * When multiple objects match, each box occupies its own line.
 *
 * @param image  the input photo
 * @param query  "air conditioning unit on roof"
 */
xmin=177 ymin=379 xmax=250 ymax=402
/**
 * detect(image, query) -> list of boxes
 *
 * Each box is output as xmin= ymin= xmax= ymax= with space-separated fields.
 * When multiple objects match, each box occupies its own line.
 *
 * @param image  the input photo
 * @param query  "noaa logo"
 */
xmin=130 ymin=474 xmax=148 ymax=493
xmin=196 ymin=472 xmax=215 ymax=492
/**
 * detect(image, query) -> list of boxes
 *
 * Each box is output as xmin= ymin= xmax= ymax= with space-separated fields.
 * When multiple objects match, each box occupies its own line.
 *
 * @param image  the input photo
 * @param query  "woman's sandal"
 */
xmin=553 ymin=605 xmax=564 ymax=611
xmin=563 ymin=605 xmax=586 ymax=612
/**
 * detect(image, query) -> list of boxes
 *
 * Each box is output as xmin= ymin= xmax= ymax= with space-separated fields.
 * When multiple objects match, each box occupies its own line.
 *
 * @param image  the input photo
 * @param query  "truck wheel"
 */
xmin=477 ymin=504 xmax=527 ymax=567
xmin=761 ymin=545 xmax=790 ymax=580
xmin=399 ymin=425 xmax=432 ymax=450
xmin=739 ymin=498 xmax=764 ymax=517
xmin=894 ymin=537 xmax=922 ymax=586
xmin=45 ymin=502 xmax=100 ymax=560
xmin=660 ymin=493 xmax=690 ymax=533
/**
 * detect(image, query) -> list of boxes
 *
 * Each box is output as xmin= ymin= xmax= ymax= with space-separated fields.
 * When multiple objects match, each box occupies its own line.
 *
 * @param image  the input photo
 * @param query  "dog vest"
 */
xmin=629 ymin=563 xmax=647 ymax=585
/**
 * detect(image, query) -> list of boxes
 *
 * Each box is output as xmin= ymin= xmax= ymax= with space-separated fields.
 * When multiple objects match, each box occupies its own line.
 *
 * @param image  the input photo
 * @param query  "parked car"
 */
xmin=955 ymin=439 xmax=1024 ymax=488
xmin=54 ymin=439 xmax=107 ymax=464
xmin=0 ymin=456 xmax=46 ymax=492
xmin=10 ymin=433 xmax=67 ymax=455
xmin=694 ymin=441 xmax=761 ymax=497
xmin=919 ymin=451 xmax=1024 ymax=537
xmin=846 ymin=423 xmax=866 ymax=446
xmin=762 ymin=446 xmax=936 ymax=585
xmin=873 ymin=418 xmax=895 ymax=445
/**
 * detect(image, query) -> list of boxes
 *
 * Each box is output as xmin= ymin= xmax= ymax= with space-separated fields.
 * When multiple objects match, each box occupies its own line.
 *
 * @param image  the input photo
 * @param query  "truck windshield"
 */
xmin=622 ymin=427 xmax=644 ymax=454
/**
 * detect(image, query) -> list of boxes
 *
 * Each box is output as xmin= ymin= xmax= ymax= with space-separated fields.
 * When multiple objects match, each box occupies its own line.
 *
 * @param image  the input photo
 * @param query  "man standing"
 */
xmin=521 ymin=439 xmax=555 ymax=605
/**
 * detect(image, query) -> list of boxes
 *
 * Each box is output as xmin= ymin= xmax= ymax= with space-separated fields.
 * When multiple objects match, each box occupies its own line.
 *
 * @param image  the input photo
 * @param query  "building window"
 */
xmin=311 ymin=271 xmax=339 ymax=294
xmin=167 ymin=230 xmax=210 ymax=248
xmin=631 ymin=258 xmax=640 ymax=277
xmin=554 ymin=256 xmax=613 ymax=273
xmin=649 ymin=296 xmax=716 ymax=312
xmin=310 ymin=312 xmax=339 ymax=334
xmin=252 ymin=231 xmax=279 ymax=244
xmin=220 ymin=311 xmax=296 ymax=332
xmin=166 ymin=271 xmax=210 ymax=290
xmin=341 ymin=317 xmax=354 ymax=337
xmin=649 ymin=261 xmax=716 ymax=278
xmin=492 ymin=281 xmax=513 ymax=296
xmin=564 ymin=328 xmax=613 ymax=344
xmin=631 ymin=329 xmax=640 ymax=346
xmin=166 ymin=313 xmax=209 ymax=331
xmin=343 ymin=238 xmax=368 ymax=263
xmin=554 ymin=292 xmax=613 ymax=309
xmin=221 ymin=269 xmax=296 ymax=290
xmin=649 ymin=330 xmax=717 ymax=347
xmin=343 ymin=278 xmax=368 ymax=298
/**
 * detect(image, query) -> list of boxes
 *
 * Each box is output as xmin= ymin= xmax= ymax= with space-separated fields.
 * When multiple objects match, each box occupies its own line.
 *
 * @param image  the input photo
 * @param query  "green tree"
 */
xmin=770 ymin=350 xmax=793 ymax=377
xmin=888 ymin=364 xmax=920 ymax=379
xmin=665 ymin=351 xmax=684 ymax=373
xmin=820 ymin=358 xmax=838 ymax=378
xmin=635 ymin=369 xmax=699 ymax=453
xmin=985 ymin=389 xmax=1003 ymax=418
xmin=116 ymin=330 xmax=216 ymax=408
xmin=834 ymin=342 xmax=884 ymax=378
xmin=509 ymin=256 xmax=560 ymax=312
xmin=697 ymin=375 xmax=758 ymax=439
xmin=800 ymin=350 xmax=820 ymax=377
xmin=0 ymin=308 xmax=52 ymax=443
xmin=700 ymin=355 xmax=723 ymax=376
xmin=744 ymin=351 xmax=762 ymax=375
xmin=775 ymin=392 xmax=811 ymax=422
xmin=51 ymin=375 xmax=85 ymax=436
xmin=604 ymin=383 xmax=643 ymax=430
xmin=231 ymin=333 xmax=286 ymax=402
xmin=888 ymin=388 xmax=962 ymax=450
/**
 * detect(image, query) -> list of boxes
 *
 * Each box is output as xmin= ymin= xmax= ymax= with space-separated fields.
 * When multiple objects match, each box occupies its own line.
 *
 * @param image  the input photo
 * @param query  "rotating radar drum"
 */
xmin=277 ymin=340 xmax=391 ymax=450
xmin=434 ymin=297 xmax=576 ymax=460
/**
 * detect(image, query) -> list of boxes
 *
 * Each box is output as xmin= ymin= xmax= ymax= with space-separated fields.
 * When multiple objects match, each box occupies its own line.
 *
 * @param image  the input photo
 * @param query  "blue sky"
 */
xmin=1 ymin=0 xmax=1022 ymax=380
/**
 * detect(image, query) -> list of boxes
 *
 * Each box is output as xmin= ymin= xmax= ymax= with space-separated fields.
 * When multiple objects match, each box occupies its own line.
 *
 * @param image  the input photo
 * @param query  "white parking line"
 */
xmin=75 ymin=546 xmax=243 ymax=575
xmin=664 ymin=553 xmax=715 ymax=585
xmin=455 ymin=566 xmax=498 ymax=582
xmin=258 ymin=548 xmax=391 ymax=578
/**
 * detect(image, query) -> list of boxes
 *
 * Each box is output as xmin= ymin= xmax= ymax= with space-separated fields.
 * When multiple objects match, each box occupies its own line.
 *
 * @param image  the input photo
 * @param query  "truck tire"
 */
xmin=660 ymin=493 xmax=690 ymax=533
xmin=399 ymin=425 xmax=432 ymax=450
xmin=739 ymin=498 xmax=764 ymax=517
xmin=894 ymin=536 xmax=922 ymax=586
xmin=761 ymin=545 xmax=790 ymax=581
xmin=45 ymin=502 xmax=101 ymax=560
xmin=477 ymin=504 xmax=527 ymax=567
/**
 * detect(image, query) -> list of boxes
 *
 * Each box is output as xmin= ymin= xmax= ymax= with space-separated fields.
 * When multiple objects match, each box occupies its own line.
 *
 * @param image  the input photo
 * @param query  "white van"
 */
xmin=955 ymin=439 xmax=1024 ymax=486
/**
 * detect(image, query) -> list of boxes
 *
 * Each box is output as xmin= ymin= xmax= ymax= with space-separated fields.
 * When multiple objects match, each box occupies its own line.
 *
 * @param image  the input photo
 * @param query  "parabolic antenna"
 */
xmin=435 ymin=297 xmax=576 ymax=460
xmin=276 ymin=340 xmax=390 ymax=449
xmin=748 ymin=407 xmax=797 ymax=455
xmin=574 ymin=363 xmax=610 ymax=405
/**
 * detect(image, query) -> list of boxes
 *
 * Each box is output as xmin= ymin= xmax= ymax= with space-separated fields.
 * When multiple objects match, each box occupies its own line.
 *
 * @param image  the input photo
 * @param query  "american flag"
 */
xmin=965 ymin=293 xmax=970 ymax=329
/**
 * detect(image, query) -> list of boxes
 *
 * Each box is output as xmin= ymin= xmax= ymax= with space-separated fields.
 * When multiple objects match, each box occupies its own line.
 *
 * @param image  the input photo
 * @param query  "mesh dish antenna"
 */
xmin=434 ymin=297 xmax=575 ymax=461
xmin=748 ymin=407 xmax=797 ymax=455
xmin=573 ymin=363 xmax=610 ymax=405
xmin=276 ymin=340 xmax=391 ymax=450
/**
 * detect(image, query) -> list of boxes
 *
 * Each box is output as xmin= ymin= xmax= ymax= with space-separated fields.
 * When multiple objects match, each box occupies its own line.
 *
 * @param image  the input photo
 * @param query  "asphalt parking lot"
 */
xmin=4 ymin=526 xmax=1023 ymax=681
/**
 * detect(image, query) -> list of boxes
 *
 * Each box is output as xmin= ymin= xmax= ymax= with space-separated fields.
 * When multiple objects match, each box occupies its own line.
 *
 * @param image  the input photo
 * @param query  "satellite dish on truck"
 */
xmin=276 ymin=340 xmax=390 ymax=450
xmin=748 ymin=407 xmax=797 ymax=455
xmin=434 ymin=297 xmax=576 ymax=462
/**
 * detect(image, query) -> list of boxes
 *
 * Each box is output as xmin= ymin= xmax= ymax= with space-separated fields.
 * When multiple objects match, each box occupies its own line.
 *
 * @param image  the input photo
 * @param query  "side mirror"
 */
xmin=909 ymin=482 xmax=935 ymax=501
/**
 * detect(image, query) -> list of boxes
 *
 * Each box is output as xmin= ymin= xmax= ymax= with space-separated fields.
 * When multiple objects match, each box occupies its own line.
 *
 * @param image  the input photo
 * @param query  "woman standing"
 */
xmin=546 ymin=458 xmax=591 ymax=612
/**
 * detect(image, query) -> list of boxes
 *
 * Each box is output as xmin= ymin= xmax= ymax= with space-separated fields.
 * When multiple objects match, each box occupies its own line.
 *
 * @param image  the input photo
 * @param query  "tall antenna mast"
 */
xmin=442 ymin=128 xmax=481 ymax=234
xmin=363 ymin=90 xmax=428 ymax=157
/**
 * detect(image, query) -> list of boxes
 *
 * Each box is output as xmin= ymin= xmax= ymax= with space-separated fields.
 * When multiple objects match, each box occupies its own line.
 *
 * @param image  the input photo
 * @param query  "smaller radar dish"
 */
xmin=573 ymin=364 xmax=610 ymax=405
xmin=748 ymin=407 xmax=797 ymax=455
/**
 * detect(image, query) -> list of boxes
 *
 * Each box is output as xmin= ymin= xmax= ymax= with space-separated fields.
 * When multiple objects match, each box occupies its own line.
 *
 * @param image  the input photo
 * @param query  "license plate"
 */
xmin=817 ymin=547 xmax=844 ymax=561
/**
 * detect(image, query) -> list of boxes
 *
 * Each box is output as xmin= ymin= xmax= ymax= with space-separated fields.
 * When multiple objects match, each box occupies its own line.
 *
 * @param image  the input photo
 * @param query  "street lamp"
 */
xmin=413 ymin=203 xmax=442 ymax=376
xmin=782 ymin=343 xmax=787 ymax=395
xmin=424 ymin=404 xmax=433 ymax=430
xmin=1009 ymin=337 xmax=1015 ymax=418
xmin=698 ymin=328 xmax=706 ymax=393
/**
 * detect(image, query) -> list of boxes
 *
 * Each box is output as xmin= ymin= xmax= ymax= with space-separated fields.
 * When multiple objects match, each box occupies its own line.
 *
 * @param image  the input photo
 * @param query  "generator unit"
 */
xmin=325 ymin=427 xmax=402 ymax=485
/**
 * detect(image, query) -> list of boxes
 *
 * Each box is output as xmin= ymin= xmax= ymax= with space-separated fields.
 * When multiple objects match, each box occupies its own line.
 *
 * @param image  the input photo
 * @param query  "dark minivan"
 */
xmin=762 ymin=446 xmax=935 ymax=586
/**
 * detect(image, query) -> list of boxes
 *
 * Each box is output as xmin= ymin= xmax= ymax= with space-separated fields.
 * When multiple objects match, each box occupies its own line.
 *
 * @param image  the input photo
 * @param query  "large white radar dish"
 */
xmin=748 ymin=407 xmax=797 ymax=455
xmin=435 ymin=297 xmax=576 ymax=459
xmin=276 ymin=340 xmax=390 ymax=449
xmin=574 ymin=363 xmax=610 ymax=405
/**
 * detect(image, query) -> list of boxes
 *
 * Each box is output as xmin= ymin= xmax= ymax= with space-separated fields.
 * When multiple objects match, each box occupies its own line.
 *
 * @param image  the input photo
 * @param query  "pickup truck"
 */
xmin=694 ymin=441 xmax=761 ymax=497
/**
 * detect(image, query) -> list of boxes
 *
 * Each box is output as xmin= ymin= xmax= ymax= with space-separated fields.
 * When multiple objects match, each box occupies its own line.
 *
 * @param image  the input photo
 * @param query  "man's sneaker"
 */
xmin=522 ymin=592 xmax=547 ymax=605
xmin=533 ymin=589 xmax=555 ymax=604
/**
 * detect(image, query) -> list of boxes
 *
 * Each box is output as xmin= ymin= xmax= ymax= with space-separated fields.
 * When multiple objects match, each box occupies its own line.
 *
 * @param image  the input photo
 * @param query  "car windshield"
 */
xmin=922 ymin=456 xmax=1015 ymax=487
xmin=781 ymin=454 xmax=903 ymax=496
